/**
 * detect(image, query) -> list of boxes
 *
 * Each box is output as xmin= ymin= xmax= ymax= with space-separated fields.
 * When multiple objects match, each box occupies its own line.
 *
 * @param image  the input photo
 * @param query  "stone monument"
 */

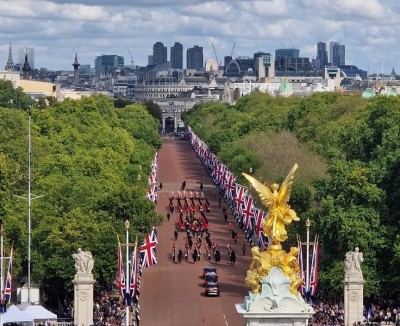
xmin=72 ymin=248 xmax=95 ymax=326
xmin=344 ymin=247 xmax=364 ymax=326
xmin=236 ymin=164 xmax=314 ymax=326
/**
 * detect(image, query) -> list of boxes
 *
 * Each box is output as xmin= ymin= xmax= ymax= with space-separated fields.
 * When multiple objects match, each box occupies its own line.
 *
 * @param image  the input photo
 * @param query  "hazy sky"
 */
xmin=1 ymin=0 xmax=399 ymax=74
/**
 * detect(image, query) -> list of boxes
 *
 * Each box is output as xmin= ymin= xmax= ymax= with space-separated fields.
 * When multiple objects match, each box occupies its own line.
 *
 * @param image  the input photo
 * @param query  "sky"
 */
xmin=1 ymin=0 xmax=399 ymax=74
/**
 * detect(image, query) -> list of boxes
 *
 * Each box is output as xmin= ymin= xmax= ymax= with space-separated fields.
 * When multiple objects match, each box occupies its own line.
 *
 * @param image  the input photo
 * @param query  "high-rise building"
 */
xmin=186 ymin=45 xmax=203 ymax=70
xmin=316 ymin=42 xmax=328 ymax=69
xmin=329 ymin=41 xmax=345 ymax=66
xmin=94 ymin=55 xmax=124 ymax=77
xmin=153 ymin=42 xmax=167 ymax=65
xmin=17 ymin=48 xmax=34 ymax=70
xmin=170 ymin=42 xmax=183 ymax=69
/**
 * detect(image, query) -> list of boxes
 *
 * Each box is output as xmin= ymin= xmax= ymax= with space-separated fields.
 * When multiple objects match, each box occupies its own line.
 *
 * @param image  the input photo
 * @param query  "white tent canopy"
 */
xmin=17 ymin=304 xmax=57 ymax=322
xmin=2 ymin=304 xmax=34 ymax=326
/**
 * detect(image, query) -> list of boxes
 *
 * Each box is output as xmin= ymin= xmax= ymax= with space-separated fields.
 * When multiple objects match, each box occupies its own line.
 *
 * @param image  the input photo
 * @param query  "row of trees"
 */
xmin=182 ymin=92 xmax=400 ymax=301
xmin=0 ymin=84 xmax=162 ymax=308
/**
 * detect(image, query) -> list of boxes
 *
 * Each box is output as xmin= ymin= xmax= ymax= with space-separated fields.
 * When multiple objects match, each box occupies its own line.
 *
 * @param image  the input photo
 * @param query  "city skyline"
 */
xmin=0 ymin=0 xmax=399 ymax=74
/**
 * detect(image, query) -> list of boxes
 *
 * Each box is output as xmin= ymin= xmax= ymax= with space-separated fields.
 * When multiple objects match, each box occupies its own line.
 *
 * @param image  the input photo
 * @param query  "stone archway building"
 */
xmin=157 ymin=100 xmax=196 ymax=132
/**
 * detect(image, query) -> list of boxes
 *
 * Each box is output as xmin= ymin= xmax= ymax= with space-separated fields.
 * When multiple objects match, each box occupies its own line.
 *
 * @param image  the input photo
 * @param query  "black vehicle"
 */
xmin=205 ymin=281 xmax=220 ymax=297
xmin=203 ymin=265 xmax=217 ymax=278
xmin=203 ymin=272 xmax=218 ymax=286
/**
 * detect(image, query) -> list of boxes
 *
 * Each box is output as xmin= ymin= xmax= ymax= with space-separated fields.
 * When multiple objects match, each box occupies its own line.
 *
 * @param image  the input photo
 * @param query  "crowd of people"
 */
xmin=92 ymin=290 xmax=127 ymax=326
xmin=308 ymin=297 xmax=400 ymax=325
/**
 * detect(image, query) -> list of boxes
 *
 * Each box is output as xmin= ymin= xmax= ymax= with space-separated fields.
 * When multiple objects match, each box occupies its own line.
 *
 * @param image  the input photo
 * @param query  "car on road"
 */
xmin=203 ymin=265 xmax=217 ymax=278
xmin=205 ymin=281 xmax=220 ymax=296
xmin=204 ymin=272 xmax=218 ymax=286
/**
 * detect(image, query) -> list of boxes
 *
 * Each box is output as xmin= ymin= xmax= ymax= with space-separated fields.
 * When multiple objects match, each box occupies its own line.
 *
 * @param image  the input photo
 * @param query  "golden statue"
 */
xmin=242 ymin=163 xmax=302 ymax=296
xmin=242 ymin=163 xmax=299 ymax=247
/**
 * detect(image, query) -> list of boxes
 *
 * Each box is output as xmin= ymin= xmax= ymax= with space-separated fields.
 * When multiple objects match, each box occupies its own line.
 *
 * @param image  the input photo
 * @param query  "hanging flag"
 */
xmin=309 ymin=238 xmax=319 ymax=296
xmin=129 ymin=242 xmax=138 ymax=305
xmin=3 ymin=245 xmax=12 ymax=305
xmin=234 ymin=184 xmax=247 ymax=216
xmin=117 ymin=242 xmax=126 ymax=301
xmin=297 ymin=239 xmax=306 ymax=296
xmin=139 ymin=228 xmax=158 ymax=268
xmin=242 ymin=194 xmax=255 ymax=231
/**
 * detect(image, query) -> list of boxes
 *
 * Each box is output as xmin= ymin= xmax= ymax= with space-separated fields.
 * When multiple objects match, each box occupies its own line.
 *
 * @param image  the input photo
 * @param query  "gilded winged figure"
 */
xmin=242 ymin=163 xmax=299 ymax=244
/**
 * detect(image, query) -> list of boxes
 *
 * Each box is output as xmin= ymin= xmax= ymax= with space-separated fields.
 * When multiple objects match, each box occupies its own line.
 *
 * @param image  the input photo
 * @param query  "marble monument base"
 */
xmin=73 ymin=272 xmax=95 ymax=326
xmin=236 ymin=267 xmax=314 ymax=326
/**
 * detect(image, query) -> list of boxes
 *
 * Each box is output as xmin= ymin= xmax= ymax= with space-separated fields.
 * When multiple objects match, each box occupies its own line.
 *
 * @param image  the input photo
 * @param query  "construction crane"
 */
xmin=230 ymin=42 xmax=235 ymax=58
xmin=127 ymin=48 xmax=134 ymax=66
xmin=211 ymin=42 xmax=220 ymax=69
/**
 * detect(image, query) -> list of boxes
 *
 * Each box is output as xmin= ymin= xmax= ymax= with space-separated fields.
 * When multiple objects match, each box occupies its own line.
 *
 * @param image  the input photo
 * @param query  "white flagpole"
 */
xmin=125 ymin=220 xmax=130 ymax=326
xmin=305 ymin=218 xmax=310 ymax=299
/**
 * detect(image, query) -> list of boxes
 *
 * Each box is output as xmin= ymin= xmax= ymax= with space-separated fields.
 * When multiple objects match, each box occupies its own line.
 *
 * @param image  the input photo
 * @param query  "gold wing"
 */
xmin=277 ymin=163 xmax=298 ymax=205
xmin=242 ymin=173 xmax=273 ymax=208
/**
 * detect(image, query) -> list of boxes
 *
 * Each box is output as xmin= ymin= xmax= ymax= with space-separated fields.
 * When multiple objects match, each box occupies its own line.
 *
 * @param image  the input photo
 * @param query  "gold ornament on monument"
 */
xmin=242 ymin=163 xmax=302 ymax=295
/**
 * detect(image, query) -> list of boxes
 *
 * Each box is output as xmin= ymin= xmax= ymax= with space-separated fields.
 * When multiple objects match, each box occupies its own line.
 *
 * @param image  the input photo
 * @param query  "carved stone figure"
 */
xmin=72 ymin=248 xmax=94 ymax=274
xmin=344 ymin=247 xmax=363 ymax=275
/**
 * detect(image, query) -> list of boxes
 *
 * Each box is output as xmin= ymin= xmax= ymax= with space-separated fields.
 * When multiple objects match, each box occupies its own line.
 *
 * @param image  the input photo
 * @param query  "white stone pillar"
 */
xmin=72 ymin=249 xmax=95 ymax=326
xmin=73 ymin=273 xmax=95 ymax=326
xmin=343 ymin=248 xmax=364 ymax=326
xmin=162 ymin=117 xmax=165 ymax=132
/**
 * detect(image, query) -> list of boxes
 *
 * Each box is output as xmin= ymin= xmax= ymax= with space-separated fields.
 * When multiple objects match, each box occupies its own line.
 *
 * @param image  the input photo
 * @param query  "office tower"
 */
xmin=17 ymin=47 xmax=34 ymax=70
xmin=94 ymin=55 xmax=124 ymax=77
xmin=329 ymin=41 xmax=345 ymax=66
xmin=316 ymin=42 xmax=328 ymax=69
xmin=153 ymin=42 xmax=167 ymax=65
xmin=186 ymin=45 xmax=203 ymax=70
xmin=170 ymin=42 xmax=183 ymax=69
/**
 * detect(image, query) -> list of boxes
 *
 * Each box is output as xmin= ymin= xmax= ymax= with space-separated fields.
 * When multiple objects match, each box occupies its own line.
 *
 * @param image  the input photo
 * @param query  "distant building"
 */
xmin=170 ymin=42 xmax=183 ymax=69
xmin=94 ymin=55 xmax=124 ymax=77
xmin=316 ymin=42 xmax=328 ymax=69
xmin=187 ymin=45 xmax=203 ymax=70
xmin=153 ymin=42 xmax=167 ymax=65
xmin=330 ymin=42 xmax=345 ymax=66
xmin=72 ymin=53 xmax=80 ymax=86
xmin=254 ymin=52 xmax=275 ymax=79
xmin=17 ymin=47 xmax=34 ymax=70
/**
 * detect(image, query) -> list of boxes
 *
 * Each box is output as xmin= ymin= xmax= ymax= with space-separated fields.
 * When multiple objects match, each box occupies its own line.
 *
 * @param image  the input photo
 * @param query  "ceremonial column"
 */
xmin=73 ymin=248 xmax=95 ymax=326
xmin=344 ymin=247 xmax=364 ymax=326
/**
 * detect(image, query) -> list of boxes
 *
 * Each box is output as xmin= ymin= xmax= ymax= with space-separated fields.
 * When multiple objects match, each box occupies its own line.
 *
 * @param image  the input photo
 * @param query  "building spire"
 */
xmin=72 ymin=53 xmax=80 ymax=86
xmin=5 ymin=42 xmax=14 ymax=71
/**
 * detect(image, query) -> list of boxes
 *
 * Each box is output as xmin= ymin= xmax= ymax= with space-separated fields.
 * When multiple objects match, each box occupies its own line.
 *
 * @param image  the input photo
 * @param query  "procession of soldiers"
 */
xmin=167 ymin=182 xmax=239 ymax=265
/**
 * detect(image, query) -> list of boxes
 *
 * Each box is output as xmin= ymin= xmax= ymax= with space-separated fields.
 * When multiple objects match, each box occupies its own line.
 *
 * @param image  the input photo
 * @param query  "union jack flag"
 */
xmin=297 ymin=240 xmax=306 ymax=296
xmin=139 ymin=228 xmax=158 ymax=268
xmin=234 ymin=184 xmax=247 ymax=216
xmin=254 ymin=209 xmax=268 ymax=250
xmin=242 ymin=194 xmax=255 ymax=230
xmin=309 ymin=240 xmax=319 ymax=296
xmin=2 ymin=245 xmax=12 ymax=305
xmin=117 ymin=242 xmax=126 ymax=300
xmin=129 ymin=244 xmax=138 ymax=305
xmin=225 ymin=172 xmax=236 ymax=200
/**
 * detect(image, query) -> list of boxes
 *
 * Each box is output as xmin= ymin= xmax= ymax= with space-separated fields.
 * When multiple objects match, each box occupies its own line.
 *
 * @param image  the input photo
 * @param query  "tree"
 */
xmin=144 ymin=100 xmax=162 ymax=124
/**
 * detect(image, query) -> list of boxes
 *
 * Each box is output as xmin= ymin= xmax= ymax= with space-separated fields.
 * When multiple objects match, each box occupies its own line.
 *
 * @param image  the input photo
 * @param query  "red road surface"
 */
xmin=140 ymin=136 xmax=251 ymax=326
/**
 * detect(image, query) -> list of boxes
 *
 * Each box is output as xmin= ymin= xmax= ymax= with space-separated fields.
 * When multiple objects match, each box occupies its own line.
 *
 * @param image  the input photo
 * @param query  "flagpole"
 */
xmin=305 ymin=218 xmax=310 ymax=300
xmin=0 ymin=224 xmax=2 ymax=326
xmin=125 ymin=220 xmax=130 ymax=326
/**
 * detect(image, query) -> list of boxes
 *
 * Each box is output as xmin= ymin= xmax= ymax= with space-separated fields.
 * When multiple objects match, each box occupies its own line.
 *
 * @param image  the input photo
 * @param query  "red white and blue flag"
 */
xmin=129 ymin=243 xmax=138 ymax=304
xmin=254 ymin=209 xmax=268 ymax=250
xmin=297 ymin=240 xmax=306 ymax=296
xmin=117 ymin=242 xmax=126 ymax=300
xmin=139 ymin=228 xmax=158 ymax=269
xmin=309 ymin=239 xmax=319 ymax=296
xmin=225 ymin=172 xmax=236 ymax=200
xmin=234 ymin=184 xmax=247 ymax=216
xmin=2 ymin=245 xmax=12 ymax=305
xmin=242 ymin=194 xmax=255 ymax=230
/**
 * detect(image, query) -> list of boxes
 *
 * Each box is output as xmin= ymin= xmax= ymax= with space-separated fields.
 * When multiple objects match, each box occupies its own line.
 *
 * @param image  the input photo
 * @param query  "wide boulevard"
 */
xmin=140 ymin=136 xmax=252 ymax=326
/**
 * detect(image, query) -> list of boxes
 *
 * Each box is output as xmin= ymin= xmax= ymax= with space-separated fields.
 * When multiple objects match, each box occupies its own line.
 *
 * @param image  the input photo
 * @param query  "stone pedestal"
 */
xmin=73 ymin=273 xmax=95 ymax=326
xmin=344 ymin=273 xmax=364 ymax=326
xmin=236 ymin=267 xmax=314 ymax=326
